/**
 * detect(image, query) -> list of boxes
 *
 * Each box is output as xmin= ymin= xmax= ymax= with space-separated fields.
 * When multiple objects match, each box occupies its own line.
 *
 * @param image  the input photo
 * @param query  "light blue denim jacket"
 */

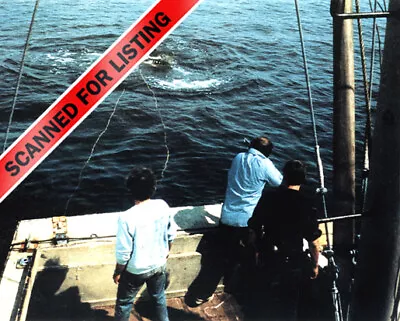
xmin=220 ymin=148 xmax=282 ymax=227
xmin=116 ymin=199 xmax=177 ymax=275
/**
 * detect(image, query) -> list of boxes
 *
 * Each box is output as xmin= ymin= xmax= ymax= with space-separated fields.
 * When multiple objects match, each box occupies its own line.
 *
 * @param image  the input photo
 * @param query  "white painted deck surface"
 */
xmin=0 ymin=204 xmax=223 ymax=321
xmin=0 ymin=203 xmax=332 ymax=321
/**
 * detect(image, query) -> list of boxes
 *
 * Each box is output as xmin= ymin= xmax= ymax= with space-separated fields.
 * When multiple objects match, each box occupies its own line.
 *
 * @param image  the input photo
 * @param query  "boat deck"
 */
xmin=3 ymin=207 xmax=335 ymax=321
xmin=26 ymin=292 xmax=244 ymax=321
xmin=93 ymin=293 xmax=244 ymax=321
xmin=26 ymin=284 xmax=335 ymax=321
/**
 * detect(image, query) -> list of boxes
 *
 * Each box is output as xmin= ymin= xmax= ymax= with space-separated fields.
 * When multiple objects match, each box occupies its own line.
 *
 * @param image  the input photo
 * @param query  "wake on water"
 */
xmin=141 ymin=50 xmax=224 ymax=92
xmin=44 ymin=46 xmax=223 ymax=92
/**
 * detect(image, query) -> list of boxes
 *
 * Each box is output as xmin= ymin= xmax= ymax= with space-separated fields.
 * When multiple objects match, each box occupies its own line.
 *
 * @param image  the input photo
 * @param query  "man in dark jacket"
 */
xmin=248 ymin=160 xmax=322 ymax=321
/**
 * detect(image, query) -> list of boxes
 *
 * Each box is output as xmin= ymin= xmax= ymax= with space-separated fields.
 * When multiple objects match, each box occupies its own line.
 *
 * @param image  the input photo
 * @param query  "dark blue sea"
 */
xmin=0 ymin=0 xmax=386 ymax=244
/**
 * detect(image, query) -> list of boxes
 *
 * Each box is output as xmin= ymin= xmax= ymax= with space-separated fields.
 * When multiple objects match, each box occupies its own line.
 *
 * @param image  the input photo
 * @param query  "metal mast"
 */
xmin=350 ymin=0 xmax=400 ymax=320
xmin=332 ymin=0 xmax=356 ymax=316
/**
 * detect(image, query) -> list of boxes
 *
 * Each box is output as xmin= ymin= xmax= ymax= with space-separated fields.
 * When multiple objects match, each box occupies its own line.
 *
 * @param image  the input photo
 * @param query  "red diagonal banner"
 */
xmin=0 ymin=0 xmax=204 ymax=203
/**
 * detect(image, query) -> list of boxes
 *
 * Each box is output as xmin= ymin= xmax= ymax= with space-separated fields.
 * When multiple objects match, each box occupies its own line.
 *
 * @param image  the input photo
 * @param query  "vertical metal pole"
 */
xmin=332 ymin=0 xmax=356 ymax=249
xmin=332 ymin=0 xmax=355 ymax=316
xmin=350 ymin=1 xmax=400 ymax=320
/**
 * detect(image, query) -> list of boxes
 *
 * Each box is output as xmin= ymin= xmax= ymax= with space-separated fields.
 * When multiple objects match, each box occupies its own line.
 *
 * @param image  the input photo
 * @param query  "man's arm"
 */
xmin=303 ymin=203 xmax=322 ymax=279
xmin=263 ymin=158 xmax=283 ymax=186
xmin=113 ymin=263 xmax=126 ymax=284
xmin=308 ymin=238 xmax=321 ymax=279
xmin=114 ymin=217 xmax=133 ymax=283
xmin=166 ymin=207 xmax=177 ymax=257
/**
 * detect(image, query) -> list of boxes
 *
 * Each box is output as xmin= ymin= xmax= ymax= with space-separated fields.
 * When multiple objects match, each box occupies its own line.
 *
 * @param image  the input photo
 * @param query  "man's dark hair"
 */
xmin=283 ymin=160 xmax=306 ymax=185
xmin=126 ymin=167 xmax=157 ymax=201
xmin=249 ymin=136 xmax=273 ymax=157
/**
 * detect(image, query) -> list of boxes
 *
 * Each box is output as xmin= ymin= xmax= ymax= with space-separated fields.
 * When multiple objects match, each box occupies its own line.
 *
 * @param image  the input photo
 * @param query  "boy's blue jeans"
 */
xmin=115 ymin=265 xmax=169 ymax=321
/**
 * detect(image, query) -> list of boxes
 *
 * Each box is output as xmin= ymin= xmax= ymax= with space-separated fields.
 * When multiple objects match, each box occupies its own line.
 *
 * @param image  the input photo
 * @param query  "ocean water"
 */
xmin=0 ymin=0 xmax=385 ymax=230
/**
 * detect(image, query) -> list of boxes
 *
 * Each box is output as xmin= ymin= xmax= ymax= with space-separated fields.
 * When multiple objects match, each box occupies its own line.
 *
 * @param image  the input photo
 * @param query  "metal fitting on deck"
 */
xmin=16 ymin=256 xmax=32 ymax=269
xmin=52 ymin=216 xmax=68 ymax=245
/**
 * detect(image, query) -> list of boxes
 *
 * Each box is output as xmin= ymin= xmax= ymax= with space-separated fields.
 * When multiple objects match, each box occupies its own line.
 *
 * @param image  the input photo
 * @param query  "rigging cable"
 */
xmin=356 ymin=0 xmax=381 ymax=213
xmin=3 ymin=0 xmax=40 ymax=153
xmin=392 ymin=257 xmax=400 ymax=321
xmin=139 ymin=68 xmax=170 ymax=180
xmin=293 ymin=1 xmax=344 ymax=320
xmin=368 ymin=0 xmax=378 ymax=126
xmin=64 ymin=89 xmax=125 ymax=215
xmin=293 ymin=0 xmax=329 ymax=230
xmin=355 ymin=0 xmax=373 ymax=213
xmin=365 ymin=0 xmax=385 ymax=69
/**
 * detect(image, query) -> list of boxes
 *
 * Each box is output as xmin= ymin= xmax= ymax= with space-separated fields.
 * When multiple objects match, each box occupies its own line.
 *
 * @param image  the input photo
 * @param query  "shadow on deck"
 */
xmin=4 ymin=207 xmax=338 ymax=321
xmin=27 ymin=292 xmax=243 ymax=321
xmin=97 ymin=292 xmax=243 ymax=321
xmin=26 ymin=277 xmax=336 ymax=321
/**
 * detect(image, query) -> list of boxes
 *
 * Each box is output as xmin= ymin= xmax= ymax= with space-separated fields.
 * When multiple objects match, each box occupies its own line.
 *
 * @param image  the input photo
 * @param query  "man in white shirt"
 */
xmin=221 ymin=136 xmax=282 ymax=227
xmin=220 ymin=136 xmax=282 ymax=295
xmin=113 ymin=167 xmax=176 ymax=321
xmin=185 ymin=137 xmax=282 ymax=307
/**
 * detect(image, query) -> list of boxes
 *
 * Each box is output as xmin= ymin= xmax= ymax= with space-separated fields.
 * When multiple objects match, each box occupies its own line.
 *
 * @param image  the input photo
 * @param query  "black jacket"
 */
xmin=248 ymin=186 xmax=322 ymax=257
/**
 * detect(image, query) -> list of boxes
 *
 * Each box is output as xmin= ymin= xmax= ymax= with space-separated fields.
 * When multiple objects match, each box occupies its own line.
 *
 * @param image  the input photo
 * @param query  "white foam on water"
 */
xmin=174 ymin=66 xmax=192 ymax=76
xmin=157 ymin=78 xmax=222 ymax=90
xmin=46 ymin=52 xmax=74 ymax=64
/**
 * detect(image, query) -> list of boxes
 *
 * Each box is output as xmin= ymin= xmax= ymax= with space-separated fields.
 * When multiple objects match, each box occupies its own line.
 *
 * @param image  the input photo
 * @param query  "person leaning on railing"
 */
xmin=248 ymin=160 xmax=322 ymax=320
